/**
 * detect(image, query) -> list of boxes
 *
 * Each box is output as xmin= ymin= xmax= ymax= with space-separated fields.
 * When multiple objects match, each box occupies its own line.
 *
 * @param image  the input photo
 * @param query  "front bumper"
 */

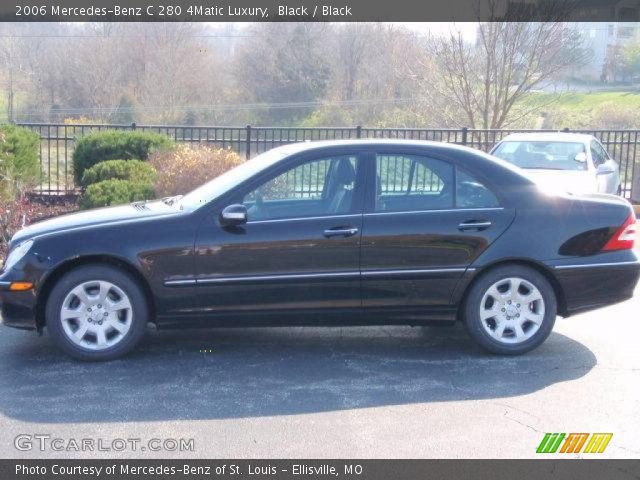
xmin=0 ymin=274 xmax=38 ymax=330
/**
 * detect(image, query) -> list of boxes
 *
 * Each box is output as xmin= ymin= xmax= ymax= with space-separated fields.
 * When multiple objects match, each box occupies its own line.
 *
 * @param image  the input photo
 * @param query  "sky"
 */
xmin=398 ymin=22 xmax=478 ymax=40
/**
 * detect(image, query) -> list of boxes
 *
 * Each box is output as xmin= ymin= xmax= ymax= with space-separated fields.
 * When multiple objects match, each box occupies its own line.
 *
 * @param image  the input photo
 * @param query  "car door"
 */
xmin=360 ymin=149 xmax=515 ymax=309
xmin=590 ymin=139 xmax=620 ymax=195
xmin=194 ymin=150 xmax=365 ymax=316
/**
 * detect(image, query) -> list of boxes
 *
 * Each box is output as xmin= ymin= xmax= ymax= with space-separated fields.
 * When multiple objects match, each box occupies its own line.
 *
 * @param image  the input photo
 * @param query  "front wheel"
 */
xmin=46 ymin=265 xmax=148 ymax=361
xmin=463 ymin=265 xmax=557 ymax=355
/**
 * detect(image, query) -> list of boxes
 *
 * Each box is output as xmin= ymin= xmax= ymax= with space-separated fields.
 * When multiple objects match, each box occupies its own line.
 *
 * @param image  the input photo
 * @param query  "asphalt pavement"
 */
xmin=0 ymin=274 xmax=639 ymax=458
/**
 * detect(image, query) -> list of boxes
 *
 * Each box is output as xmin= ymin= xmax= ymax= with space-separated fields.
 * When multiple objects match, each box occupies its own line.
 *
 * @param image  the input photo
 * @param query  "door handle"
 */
xmin=323 ymin=227 xmax=359 ymax=238
xmin=458 ymin=220 xmax=492 ymax=231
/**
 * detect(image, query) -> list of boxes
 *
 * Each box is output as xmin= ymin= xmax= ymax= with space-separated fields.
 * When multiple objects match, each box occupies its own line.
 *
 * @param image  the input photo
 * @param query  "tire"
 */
xmin=46 ymin=265 xmax=148 ymax=361
xmin=463 ymin=265 xmax=557 ymax=355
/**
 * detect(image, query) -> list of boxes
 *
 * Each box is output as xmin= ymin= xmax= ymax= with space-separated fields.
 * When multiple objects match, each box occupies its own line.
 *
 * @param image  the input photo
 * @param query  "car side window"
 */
xmin=242 ymin=155 xmax=358 ymax=221
xmin=375 ymin=154 xmax=454 ymax=212
xmin=590 ymin=140 xmax=607 ymax=167
xmin=456 ymin=168 xmax=500 ymax=208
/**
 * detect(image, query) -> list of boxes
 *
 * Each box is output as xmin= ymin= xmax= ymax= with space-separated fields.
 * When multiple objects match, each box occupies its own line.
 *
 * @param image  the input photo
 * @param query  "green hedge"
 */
xmin=80 ymin=179 xmax=155 ymax=209
xmin=81 ymin=159 xmax=157 ymax=187
xmin=0 ymin=124 xmax=40 ymax=199
xmin=72 ymin=130 xmax=172 ymax=184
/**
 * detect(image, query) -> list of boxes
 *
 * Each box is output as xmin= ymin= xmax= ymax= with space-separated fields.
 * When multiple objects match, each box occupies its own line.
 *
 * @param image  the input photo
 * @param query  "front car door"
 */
xmin=360 ymin=147 xmax=515 ymax=319
xmin=193 ymin=149 xmax=365 ymax=321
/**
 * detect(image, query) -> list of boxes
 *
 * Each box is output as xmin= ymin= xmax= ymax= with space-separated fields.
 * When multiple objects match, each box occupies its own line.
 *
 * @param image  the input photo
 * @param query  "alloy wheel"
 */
xmin=479 ymin=277 xmax=545 ymax=344
xmin=59 ymin=280 xmax=133 ymax=351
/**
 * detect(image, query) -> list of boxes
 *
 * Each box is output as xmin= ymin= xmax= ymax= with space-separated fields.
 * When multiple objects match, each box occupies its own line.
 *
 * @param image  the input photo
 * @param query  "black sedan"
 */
xmin=1 ymin=140 xmax=638 ymax=360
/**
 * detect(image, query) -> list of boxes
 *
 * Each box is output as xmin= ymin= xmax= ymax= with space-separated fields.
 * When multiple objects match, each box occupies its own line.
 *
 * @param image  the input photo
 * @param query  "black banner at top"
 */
xmin=0 ymin=0 xmax=637 ymax=22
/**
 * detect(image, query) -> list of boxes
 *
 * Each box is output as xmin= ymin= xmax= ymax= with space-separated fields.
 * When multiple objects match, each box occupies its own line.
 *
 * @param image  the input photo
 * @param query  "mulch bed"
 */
xmin=1 ymin=194 xmax=79 ymax=260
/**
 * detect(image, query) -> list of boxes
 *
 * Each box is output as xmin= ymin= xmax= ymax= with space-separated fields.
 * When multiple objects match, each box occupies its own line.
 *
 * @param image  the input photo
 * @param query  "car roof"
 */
xmin=260 ymin=139 xmax=535 ymax=187
xmin=269 ymin=138 xmax=477 ymax=155
xmin=497 ymin=132 xmax=595 ymax=144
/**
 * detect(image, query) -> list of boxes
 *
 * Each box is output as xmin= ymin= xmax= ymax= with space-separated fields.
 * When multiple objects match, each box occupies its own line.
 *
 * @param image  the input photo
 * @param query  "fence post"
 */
xmin=245 ymin=125 xmax=252 ymax=159
xmin=356 ymin=125 xmax=362 ymax=139
xmin=461 ymin=127 xmax=468 ymax=146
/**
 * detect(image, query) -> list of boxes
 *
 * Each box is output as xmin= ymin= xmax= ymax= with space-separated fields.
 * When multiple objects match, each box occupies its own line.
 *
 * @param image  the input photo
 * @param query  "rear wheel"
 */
xmin=46 ymin=265 xmax=148 ymax=361
xmin=463 ymin=265 xmax=557 ymax=355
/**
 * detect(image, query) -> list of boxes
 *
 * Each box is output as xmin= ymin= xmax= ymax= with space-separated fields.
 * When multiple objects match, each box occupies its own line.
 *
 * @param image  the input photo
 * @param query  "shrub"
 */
xmin=590 ymin=102 xmax=640 ymax=129
xmin=0 ymin=125 xmax=40 ymax=200
xmin=148 ymin=144 xmax=243 ymax=197
xmin=80 ymin=179 xmax=155 ymax=209
xmin=81 ymin=159 xmax=156 ymax=187
xmin=72 ymin=130 xmax=173 ymax=184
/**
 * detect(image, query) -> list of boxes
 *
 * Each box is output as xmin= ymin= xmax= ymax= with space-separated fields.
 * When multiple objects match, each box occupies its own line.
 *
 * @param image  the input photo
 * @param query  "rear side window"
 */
xmin=456 ymin=168 xmax=500 ymax=208
xmin=375 ymin=154 xmax=454 ymax=212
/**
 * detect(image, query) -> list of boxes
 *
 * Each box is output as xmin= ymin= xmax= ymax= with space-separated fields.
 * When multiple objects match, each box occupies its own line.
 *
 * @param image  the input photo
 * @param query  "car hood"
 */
xmin=11 ymin=201 xmax=179 ymax=245
xmin=523 ymin=169 xmax=598 ymax=195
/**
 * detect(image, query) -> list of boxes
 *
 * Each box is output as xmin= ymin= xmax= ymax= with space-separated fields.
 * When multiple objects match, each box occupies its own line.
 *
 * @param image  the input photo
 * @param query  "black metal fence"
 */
xmin=17 ymin=123 xmax=640 ymax=199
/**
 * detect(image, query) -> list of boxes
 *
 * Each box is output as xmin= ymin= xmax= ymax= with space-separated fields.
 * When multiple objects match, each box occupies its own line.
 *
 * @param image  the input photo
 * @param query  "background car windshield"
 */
xmin=492 ymin=141 xmax=587 ymax=171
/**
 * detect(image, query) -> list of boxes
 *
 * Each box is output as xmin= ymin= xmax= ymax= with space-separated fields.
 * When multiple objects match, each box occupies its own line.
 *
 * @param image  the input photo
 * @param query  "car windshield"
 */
xmin=179 ymin=149 xmax=287 ymax=210
xmin=492 ymin=141 xmax=587 ymax=171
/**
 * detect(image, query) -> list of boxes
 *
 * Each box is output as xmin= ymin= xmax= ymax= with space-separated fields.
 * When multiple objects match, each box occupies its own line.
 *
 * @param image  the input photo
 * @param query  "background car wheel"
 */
xmin=46 ymin=265 xmax=148 ymax=361
xmin=463 ymin=265 xmax=557 ymax=355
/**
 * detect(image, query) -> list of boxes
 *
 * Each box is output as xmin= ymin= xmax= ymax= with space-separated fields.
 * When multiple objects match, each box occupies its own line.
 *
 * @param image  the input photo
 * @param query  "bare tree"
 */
xmin=233 ymin=23 xmax=331 ymax=124
xmin=419 ymin=22 xmax=590 ymax=129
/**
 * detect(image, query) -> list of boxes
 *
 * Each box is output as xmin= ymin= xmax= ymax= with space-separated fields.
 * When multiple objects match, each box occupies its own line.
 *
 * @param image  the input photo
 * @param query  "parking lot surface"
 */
xmin=1 ymin=274 xmax=639 ymax=459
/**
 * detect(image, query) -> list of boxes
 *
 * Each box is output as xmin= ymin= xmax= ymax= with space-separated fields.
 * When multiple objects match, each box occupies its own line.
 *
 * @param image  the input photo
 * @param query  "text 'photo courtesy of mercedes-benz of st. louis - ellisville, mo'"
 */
xmin=0 ymin=1 xmax=640 ymax=479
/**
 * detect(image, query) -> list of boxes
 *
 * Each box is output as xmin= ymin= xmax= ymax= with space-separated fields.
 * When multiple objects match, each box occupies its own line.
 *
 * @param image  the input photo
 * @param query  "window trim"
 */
xmin=247 ymin=213 xmax=361 ymax=225
xmin=364 ymin=207 xmax=505 ymax=217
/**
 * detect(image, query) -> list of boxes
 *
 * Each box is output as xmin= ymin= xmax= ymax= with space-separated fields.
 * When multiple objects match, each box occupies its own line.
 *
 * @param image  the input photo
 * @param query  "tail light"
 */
xmin=602 ymin=212 xmax=637 ymax=251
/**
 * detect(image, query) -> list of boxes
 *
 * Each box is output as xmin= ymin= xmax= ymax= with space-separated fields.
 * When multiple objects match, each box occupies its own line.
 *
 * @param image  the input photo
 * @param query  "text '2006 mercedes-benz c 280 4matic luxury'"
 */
xmin=1 ymin=140 xmax=639 ymax=360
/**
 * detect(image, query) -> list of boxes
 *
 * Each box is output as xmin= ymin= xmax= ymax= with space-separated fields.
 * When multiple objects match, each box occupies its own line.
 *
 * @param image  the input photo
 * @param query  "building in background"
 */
xmin=571 ymin=1 xmax=640 ymax=82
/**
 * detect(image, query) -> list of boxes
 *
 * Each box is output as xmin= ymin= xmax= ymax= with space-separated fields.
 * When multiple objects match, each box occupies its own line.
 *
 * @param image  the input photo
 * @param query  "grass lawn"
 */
xmin=530 ymin=91 xmax=640 ymax=111
xmin=515 ymin=90 xmax=640 ymax=129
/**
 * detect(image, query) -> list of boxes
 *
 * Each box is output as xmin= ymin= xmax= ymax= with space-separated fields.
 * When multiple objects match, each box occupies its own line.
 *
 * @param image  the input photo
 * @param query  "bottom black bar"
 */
xmin=1 ymin=459 xmax=638 ymax=480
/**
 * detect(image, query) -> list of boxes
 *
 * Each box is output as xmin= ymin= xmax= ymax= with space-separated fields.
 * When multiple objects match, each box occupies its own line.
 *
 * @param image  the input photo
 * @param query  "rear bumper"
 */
xmin=553 ymin=258 xmax=640 ymax=316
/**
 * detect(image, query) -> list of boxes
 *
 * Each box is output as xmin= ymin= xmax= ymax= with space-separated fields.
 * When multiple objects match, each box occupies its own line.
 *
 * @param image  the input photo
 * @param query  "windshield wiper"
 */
xmin=130 ymin=200 xmax=151 ymax=211
xmin=161 ymin=195 xmax=183 ymax=206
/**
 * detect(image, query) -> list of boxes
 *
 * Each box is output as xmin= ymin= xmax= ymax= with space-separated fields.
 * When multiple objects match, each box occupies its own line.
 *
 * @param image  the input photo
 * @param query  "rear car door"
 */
xmin=360 ymin=148 xmax=515 ymax=309
xmin=194 ymin=150 xmax=365 ymax=317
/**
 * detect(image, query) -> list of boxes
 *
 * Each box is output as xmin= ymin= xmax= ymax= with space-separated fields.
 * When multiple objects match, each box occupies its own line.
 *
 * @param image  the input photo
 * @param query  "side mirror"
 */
xmin=574 ymin=152 xmax=587 ymax=163
xmin=219 ymin=204 xmax=247 ymax=226
xmin=596 ymin=163 xmax=615 ymax=176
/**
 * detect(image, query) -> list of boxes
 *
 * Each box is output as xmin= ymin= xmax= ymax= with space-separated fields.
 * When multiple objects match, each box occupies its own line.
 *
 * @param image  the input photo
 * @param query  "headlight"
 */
xmin=2 ymin=240 xmax=34 ymax=272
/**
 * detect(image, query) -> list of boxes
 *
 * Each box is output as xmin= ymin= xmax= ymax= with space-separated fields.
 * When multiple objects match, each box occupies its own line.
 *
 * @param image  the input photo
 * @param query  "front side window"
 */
xmin=590 ymin=140 xmax=608 ymax=167
xmin=375 ymin=154 xmax=454 ymax=212
xmin=242 ymin=155 xmax=358 ymax=221
xmin=492 ymin=141 xmax=587 ymax=171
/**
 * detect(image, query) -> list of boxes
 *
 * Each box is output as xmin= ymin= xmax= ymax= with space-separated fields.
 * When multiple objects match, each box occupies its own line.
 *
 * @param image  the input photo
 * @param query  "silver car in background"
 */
xmin=491 ymin=132 xmax=621 ymax=195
